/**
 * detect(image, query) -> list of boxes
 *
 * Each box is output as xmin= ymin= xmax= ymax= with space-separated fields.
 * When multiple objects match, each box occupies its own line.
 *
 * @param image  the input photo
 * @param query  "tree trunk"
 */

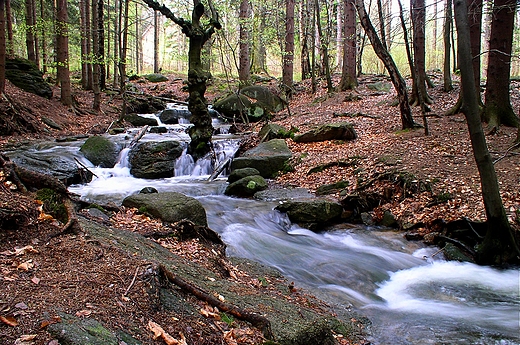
xmin=300 ymin=0 xmax=311 ymax=80
xmin=336 ymin=0 xmax=342 ymax=68
xmin=283 ymin=0 xmax=295 ymax=96
xmin=482 ymin=0 xmax=519 ymax=130
xmin=338 ymin=0 xmax=357 ymax=90
xmin=0 ymin=0 xmax=5 ymax=94
xmin=97 ymin=0 xmax=105 ymax=90
xmin=453 ymin=0 xmax=520 ymax=265
xmin=397 ymin=0 xmax=416 ymax=97
xmin=80 ymin=0 xmax=88 ymax=89
xmin=118 ymin=0 xmax=129 ymax=119
xmin=376 ymin=0 xmax=387 ymax=50
xmin=153 ymin=10 xmax=159 ymax=73
xmin=91 ymin=0 xmax=100 ymax=111
xmin=443 ymin=0 xmax=453 ymax=92
xmin=5 ymin=0 xmax=12 ymax=58
xmin=314 ymin=0 xmax=333 ymax=93
xmin=253 ymin=4 xmax=267 ymax=74
xmin=56 ymin=0 xmax=72 ymax=106
xmin=85 ymin=0 xmax=92 ymax=90
xmin=135 ymin=3 xmax=139 ymax=75
xmin=142 ymin=0 xmax=221 ymax=160
xmin=239 ymin=0 xmax=251 ymax=83
xmin=355 ymin=0 xmax=416 ymax=129
xmin=411 ymin=0 xmax=432 ymax=105
xmin=39 ymin=0 xmax=47 ymax=74
xmin=25 ymin=0 xmax=36 ymax=64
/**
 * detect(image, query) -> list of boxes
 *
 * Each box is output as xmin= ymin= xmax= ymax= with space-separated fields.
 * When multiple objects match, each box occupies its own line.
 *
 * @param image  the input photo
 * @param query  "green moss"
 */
xmin=35 ymin=188 xmax=68 ymax=224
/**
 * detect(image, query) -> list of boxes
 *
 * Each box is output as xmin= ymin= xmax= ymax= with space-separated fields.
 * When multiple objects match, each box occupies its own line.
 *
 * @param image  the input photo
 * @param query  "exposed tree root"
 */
xmin=157 ymin=264 xmax=275 ymax=341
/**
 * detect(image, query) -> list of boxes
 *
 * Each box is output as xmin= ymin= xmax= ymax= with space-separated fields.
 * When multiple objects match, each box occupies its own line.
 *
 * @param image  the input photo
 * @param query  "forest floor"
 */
xmin=0 ymin=73 xmax=519 ymax=344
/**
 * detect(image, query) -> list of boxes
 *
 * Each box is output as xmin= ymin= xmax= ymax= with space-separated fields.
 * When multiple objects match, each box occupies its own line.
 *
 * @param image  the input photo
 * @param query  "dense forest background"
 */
xmin=3 ymin=0 xmax=520 ymax=85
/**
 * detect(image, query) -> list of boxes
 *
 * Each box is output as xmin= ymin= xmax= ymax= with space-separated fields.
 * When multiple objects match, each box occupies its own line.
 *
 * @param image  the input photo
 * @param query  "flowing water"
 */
xmin=10 ymin=109 xmax=520 ymax=344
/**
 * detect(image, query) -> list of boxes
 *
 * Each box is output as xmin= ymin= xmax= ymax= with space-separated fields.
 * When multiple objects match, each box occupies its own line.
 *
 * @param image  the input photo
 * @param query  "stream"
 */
xmin=8 ymin=110 xmax=520 ymax=344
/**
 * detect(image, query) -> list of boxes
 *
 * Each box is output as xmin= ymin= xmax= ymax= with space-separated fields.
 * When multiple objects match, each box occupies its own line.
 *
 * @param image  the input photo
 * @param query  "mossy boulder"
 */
xmin=122 ymin=191 xmax=207 ymax=226
xmin=225 ymin=175 xmax=268 ymax=197
xmin=275 ymin=199 xmax=344 ymax=230
xmin=258 ymin=123 xmax=291 ymax=141
xmin=80 ymin=136 xmax=121 ymax=168
xmin=230 ymin=139 xmax=292 ymax=178
xmin=213 ymin=94 xmax=252 ymax=121
xmin=293 ymin=122 xmax=357 ymax=143
xmin=144 ymin=73 xmax=169 ymax=82
xmin=241 ymin=85 xmax=285 ymax=112
xmin=129 ymin=141 xmax=183 ymax=179
xmin=5 ymin=57 xmax=53 ymax=98
xmin=227 ymin=167 xmax=261 ymax=183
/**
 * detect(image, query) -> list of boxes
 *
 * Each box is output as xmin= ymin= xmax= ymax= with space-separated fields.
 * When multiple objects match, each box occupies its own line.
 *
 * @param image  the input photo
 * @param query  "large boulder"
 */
xmin=224 ymin=175 xmax=268 ymax=197
xmin=213 ymin=94 xmax=252 ymax=121
xmin=5 ymin=57 xmax=52 ymax=98
xmin=258 ymin=123 xmax=290 ymax=141
xmin=80 ymin=136 xmax=121 ymax=168
xmin=159 ymin=106 xmax=191 ymax=124
xmin=144 ymin=73 xmax=168 ymax=82
xmin=275 ymin=199 xmax=344 ymax=230
xmin=129 ymin=141 xmax=183 ymax=179
xmin=8 ymin=151 xmax=89 ymax=186
xmin=293 ymin=122 xmax=357 ymax=143
xmin=230 ymin=139 xmax=292 ymax=178
xmin=127 ymin=95 xmax=166 ymax=114
xmin=227 ymin=167 xmax=261 ymax=183
xmin=122 ymin=192 xmax=207 ymax=226
xmin=240 ymin=85 xmax=285 ymax=112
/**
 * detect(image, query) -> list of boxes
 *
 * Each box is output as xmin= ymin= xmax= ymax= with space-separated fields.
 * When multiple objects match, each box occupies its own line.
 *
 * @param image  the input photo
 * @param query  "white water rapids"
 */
xmin=15 ymin=109 xmax=518 ymax=344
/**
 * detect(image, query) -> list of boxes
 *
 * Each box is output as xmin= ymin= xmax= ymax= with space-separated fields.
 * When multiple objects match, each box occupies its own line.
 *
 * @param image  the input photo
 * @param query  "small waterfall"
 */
xmin=174 ymin=146 xmax=195 ymax=176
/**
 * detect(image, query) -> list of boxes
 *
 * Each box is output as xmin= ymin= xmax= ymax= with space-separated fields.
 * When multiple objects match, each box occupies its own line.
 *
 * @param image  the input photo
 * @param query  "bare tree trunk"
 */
xmin=283 ymin=0 xmax=295 ymax=96
xmin=31 ymin=0 xmax=39 ymax=67
xmin=91 ymin=0 xmax=100 ymax=111
xmin=118 ymin=0 xmax=129 ymax=119
xmin=410 ymin=0 xmax=432 ymax=105
xmin=135 ymin=3 xmax=139 ymax=75
xmin=356 ymin=0 xmax=416 ymax=129
xmin=253 ymin=4 xmax=267 ymax=73
xmin=97 ymin=0 xmax=105 ymax=90
xmin=39 ymin=0 xmax=47 ymax=74
xmin=338 ymin=0 xmax=357 ymax=90
xmin=376 ymin=0 xmax=387 ymax=50
xmin=85 ymin=0 xmax=92 ymax=90
xmin=431 ymin=0 xmax=438 ymax=67
xmin=300 ymin=0 xmax=311 ymax=80
xmin=153 ymin=10 xmax=159 ymax=73
xmin=311 ymin=0 xmax=317 ymax=93
xmin=443 ymin=0 xmax=453 ymax=92
xmin=314 ymin=0 xmax=333 ymax=93
xmin=239 ymin=0 xmax=251 ymax=83
xmin=112 ymin=0 xmax=119 ymax=88
xmin=80 ymin=0 xmax=88 ymax=89
xmin=25 ymin=0 xmax=36 ymax=64
xmin=5 ymin=0 xmax=12 ymax=58
xmin=482 ymin=0 xmax=519 ymax=130
xmin=56 ymin=0 xmax=72 ymax=106
xmin=336 ymin=1 xmax=342 ymax=68
xmin=453 ymin=0 xmax=519 ymax=265
xmin=0 ymin=0 xmax=5 ymax=94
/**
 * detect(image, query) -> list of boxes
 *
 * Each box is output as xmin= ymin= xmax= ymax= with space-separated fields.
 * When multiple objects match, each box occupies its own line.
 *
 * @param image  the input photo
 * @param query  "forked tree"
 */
xmin=453 ymin=0 xmax=520 ymax=264
xmin=142 ymin=0 xmax=221 ymax=160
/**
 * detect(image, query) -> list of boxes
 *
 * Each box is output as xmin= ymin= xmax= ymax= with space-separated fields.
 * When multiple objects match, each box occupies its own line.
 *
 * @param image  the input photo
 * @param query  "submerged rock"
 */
xmin=275 ymin=199 xmax=344 ymax=230
xmin=80 ymin=135 xmax=121 ymax=168
xmin=225 ymin=175 xmax=268 ymax=197
xmin=129 ymin=141 xmax=183 ymax=179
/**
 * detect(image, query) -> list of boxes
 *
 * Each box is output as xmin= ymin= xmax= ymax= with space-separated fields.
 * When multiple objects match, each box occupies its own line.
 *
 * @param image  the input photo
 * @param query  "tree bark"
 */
xmin=482 ymin=0 xmax=519 ymax=130
xmin=338 ymin=0 xmax=357 ymax=90
xmin=25 ymin=0 xmax=36 ymax=64
xmin=443 ymin=0 xmax=453 ymax=92
xmin=300 ymin=0 xmax=311 ymax=80
xmin=142 ymin=0 xmax=221 ymax=160
xmin=85 ymin=0 xmax=92 ymax=90
xmin=97 ymin=0 xmax=105 ymax=90
xmin=355 ymin=0 xmax=417 ymax=129
xmin=80 ymin=0 xmax=88 ymax=89
xmin=282 ymin=0 xmax=295 ymax=96
xmin=0 ymin=0 xmax=5 ymax=95
xmin=56 ymin=0 xmax=72 ymax=106
xmin=238 ymin=0 xmax=251 ymax=83
xmin=453 ymin=0 xmax=520 ymax=264
xmin=314 ymin=0 xmax=333 ymax=93
xmin=39 ymin=0 xmax=47 ymax=74
xmin=91 ymin=0 xmax=101 ymax=111
xmin=410 ymin=0 xmax=432 ymax=105
xmin=118 ymin=0 xmax=129 ymax=119
xmin=5 ymin=0 xmax=11 ymax=58
xmin=153 ymin=9 xmax=159 ymax=73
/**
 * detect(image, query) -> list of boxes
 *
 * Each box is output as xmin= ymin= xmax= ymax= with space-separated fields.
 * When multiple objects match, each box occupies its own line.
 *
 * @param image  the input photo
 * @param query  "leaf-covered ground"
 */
xmin=0 ymin=73 xmax=519 ymax=344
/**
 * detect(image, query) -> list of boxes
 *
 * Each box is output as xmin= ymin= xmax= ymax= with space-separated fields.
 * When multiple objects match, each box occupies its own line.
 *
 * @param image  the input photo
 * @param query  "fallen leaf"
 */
xmin=31 ymin=277 xmax=40 ymax=284
xmin=17 ymin=260 xmax=34 ymax=271
xmin=75 ymin=310 xmax=92 ymax=317
xmin=15 ymin=302 xmax=28 ymax=310
xmin=39 ymin=316 xmax=61 ymax=329
xmin=14 ymin=334 xmax=37 ymax=345
xmin=0 ymin=315 xmax=18 ymax=326
xmin=1 ymin=245 xmax=39 ymax=256
xmin=148 ymin=320 xmax=187 ymax=345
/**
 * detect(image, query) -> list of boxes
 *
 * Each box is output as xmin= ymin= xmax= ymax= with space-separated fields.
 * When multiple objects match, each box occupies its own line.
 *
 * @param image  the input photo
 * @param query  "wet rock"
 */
xmin=230 ymin=139 xmax=292 ymax=178
xmin=124 ymin=113 xmax=158 ymax=127
xmin=254 ymin=187 xmax=314 ymax=201
xmin=258 ymin=123 xmax=289 ymax=141
xmin=139 ymin=187 xmax=158 ymax=194
xmin=149 ymin=126 xmax=168 ymax=133
xmin=443 ymin=243 xmax=475 ymax=263
xmin=293 ymin=122 xmax=357 ymax=143
xmin=127 ymin=95 xmax=166 ymax=114
xmin=159 ymin=107 xmax=191 ymax=124
xmin=275 ymin=199 xmax=343 ymax=230
xmin=380 ymin=210 xmax=398 ymax=227
xmin=80 ymin=135 xmax=121 ymax=168
xmin=129 ymin=141 xmax=183 ymax=179
xmin=224 ymin=175 xmax=268 ymax=197
xmin=316 ymin=180 xmax=349 ymax=196
xmin=5 ymin=57 xmax=53 ymax=99
xmin=227 ymin=167 xmax=261 ymax=183
xmin=122 ymin=191 xmax=208 ymax=226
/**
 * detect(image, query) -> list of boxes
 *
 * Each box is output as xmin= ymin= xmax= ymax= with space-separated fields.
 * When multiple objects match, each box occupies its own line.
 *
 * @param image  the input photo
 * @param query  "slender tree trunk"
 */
xmin=453 ymin=0 xmax=519 ymax=265
xmin=376 ymin=0 xmax=387 ymax=50
xmin=135 ymin=3 xmax=139 ymax=75
xmin=31 ymin=0 xmax=39 ymax=67
xmin=56 ymin=0 xmax=72 ymax=106
xmin=411 ymin=0 xmax=432 ymax=105
xmin=80 ymin=0 xmax=88 ymax=89
xmin=356 ymin=0 xmax=416 ymax=129
xmin=336 ymin=1 xmax=342 ymax=68
xmin=25 ymin=0 xmax=36 ymax=64
xmin=106 ymin=0 xmax=111 ymax=80
xmin=5 ymin=0 xmax=12 ymax=58
xmin=39 ymin=0 xmax=46 ymax=73
xmin=118 ymin=0 xmax=129 ymax=118
xmin=0 ymin=0 xmax=5 ymax=94
xmin=283 ymin=0 xmax=295 ymax=95
xmin=338 ymin=0 xmax=357 ymax=90
xmin=311 ymin=0 xmax=317 ymax=92
xmin=253 ymin=4 xmax=267 ymax=73
xmin=97 ymin=0 xmax=105 ymax=89
xmin=300 ymin=0 xmax=311 ymax=80
xmin=153 ymin=10 xmax=159 ymax=73
xmin=112 ymin=0 xmax=119 ymax=88
xmin=443 ymin=0 xmax=453 ymax=91
xmin=482 ymin=0 xmax=519 ymax=130
xmin=85 ymin=0 xmax=92 ymax=90
xmin=92 ymin=0 xmax=100 ymax=111
xmin=431 ymin=0 xmax=438 ymax=67
xmin=238 ymin=0 xmax=251 ymax=83
xmin=398 ymin=0 xmax=416 ymax=96
xmin=314 ymin=0 xmax=333 ymax=93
